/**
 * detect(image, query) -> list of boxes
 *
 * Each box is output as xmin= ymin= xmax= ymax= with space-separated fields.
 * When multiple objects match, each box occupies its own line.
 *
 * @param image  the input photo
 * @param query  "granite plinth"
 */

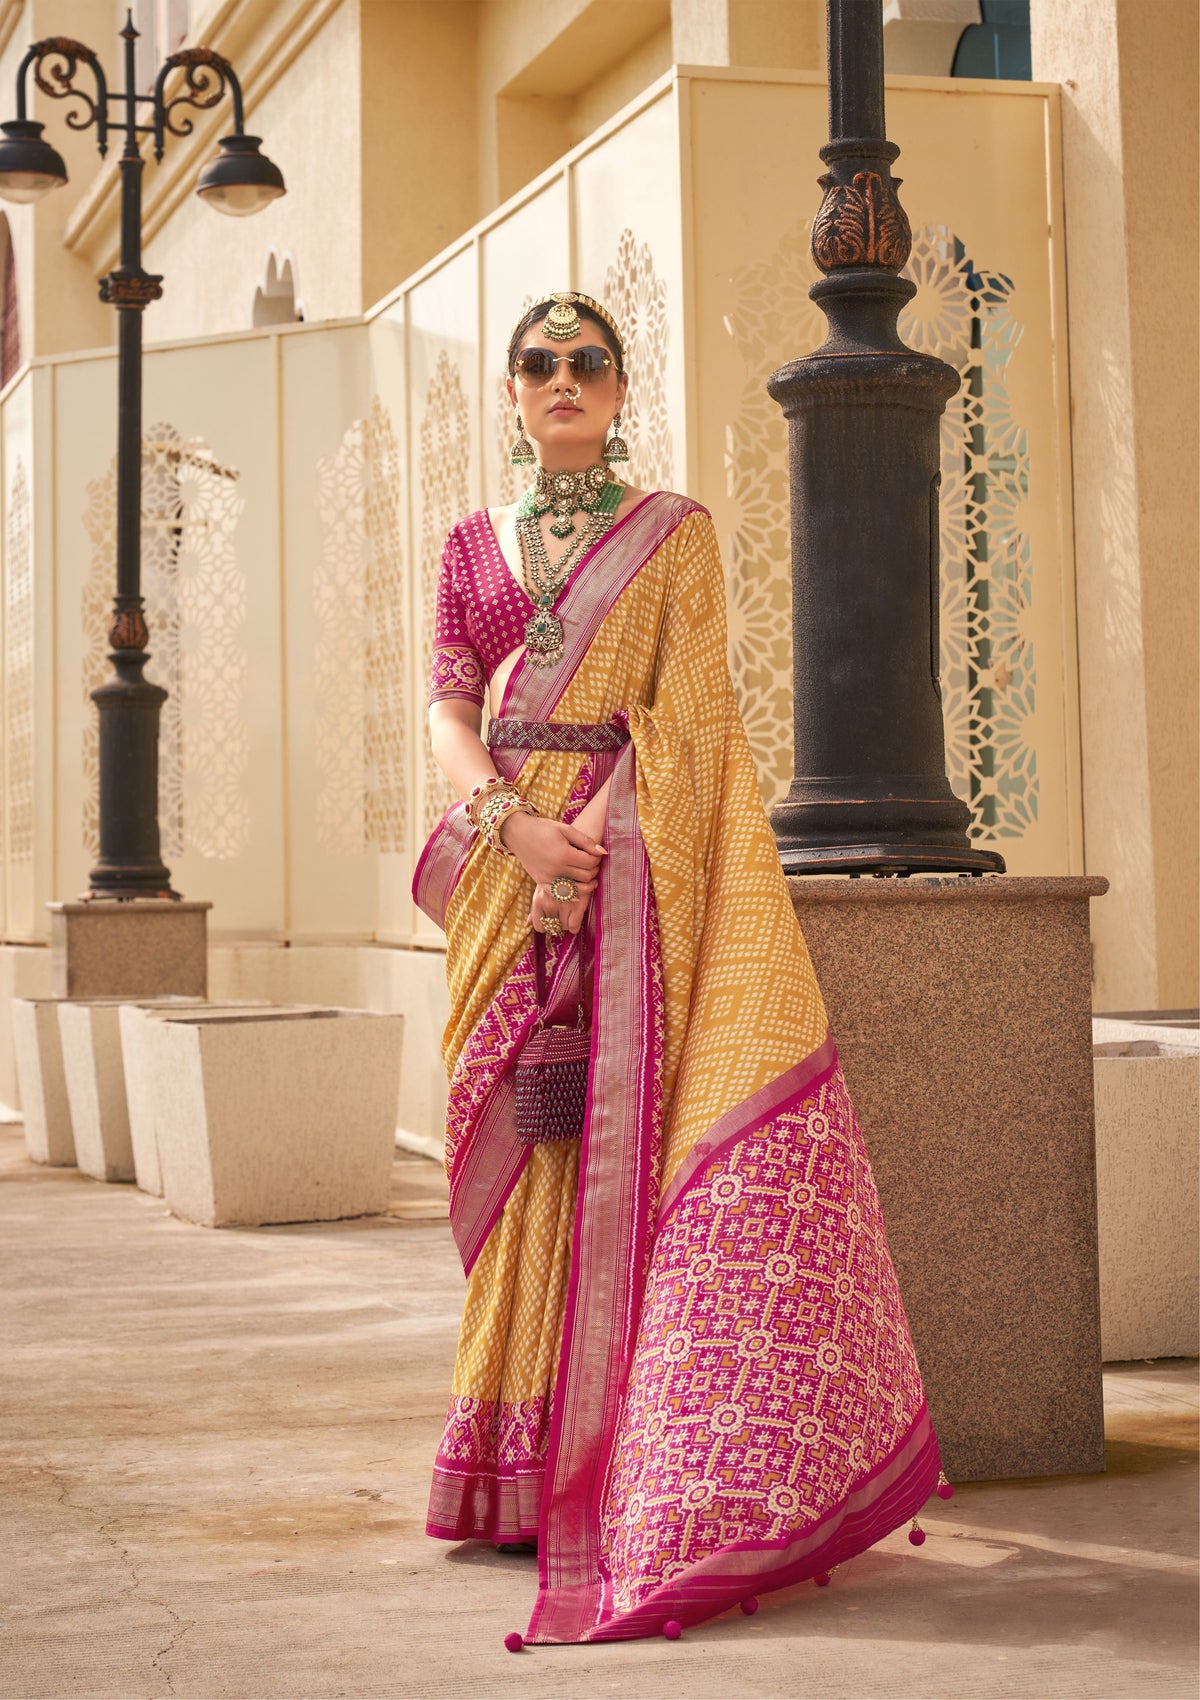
xmin=48 ymin=901 xmax=211 ymax=1000
xmin=788 ymin=873 xmax=1108 ymax=1482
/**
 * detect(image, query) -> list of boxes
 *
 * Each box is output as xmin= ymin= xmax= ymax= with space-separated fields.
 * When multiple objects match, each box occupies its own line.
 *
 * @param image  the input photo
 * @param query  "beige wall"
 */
xmin=672 ymin=0 xmax=824 ymax=69
xmin=6 ymin=0 xmax=832 ymax=351
xmin=474 ymin=0 xmax=824 ymax=245
xmin=141 ymin=0 xmax=363 ymax=342
xmin=360 ymin=0 xmax=478 ymax=308
xmin=477 ymin=0 xmax=673 ymax=209
xmin=0 ymin=0 xmax=114 ymax=359
xmin=3 ymin=0 xmax=1193 ymax=1013
xmin=1032 ymin=0 xmax=1199 ymax=1010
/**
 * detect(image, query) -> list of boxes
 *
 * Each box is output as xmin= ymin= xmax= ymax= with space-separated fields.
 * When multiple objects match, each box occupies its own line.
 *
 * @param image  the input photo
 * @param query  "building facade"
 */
xmin=0 ymin=0 xmax=1194 ymax=1131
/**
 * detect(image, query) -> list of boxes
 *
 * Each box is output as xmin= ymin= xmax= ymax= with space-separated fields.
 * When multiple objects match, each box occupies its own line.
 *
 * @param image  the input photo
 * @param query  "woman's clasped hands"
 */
xmin=498 ymin=812 xmax=606 ymax=936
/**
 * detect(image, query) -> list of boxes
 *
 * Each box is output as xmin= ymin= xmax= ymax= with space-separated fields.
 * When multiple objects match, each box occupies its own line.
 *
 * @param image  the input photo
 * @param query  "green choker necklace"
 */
xmin=518 ymin=463 xmax=621 ymax=539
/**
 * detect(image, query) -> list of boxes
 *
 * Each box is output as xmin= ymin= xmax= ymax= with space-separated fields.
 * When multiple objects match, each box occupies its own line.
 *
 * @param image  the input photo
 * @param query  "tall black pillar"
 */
xmin=768 ymin=0 xmax=1004 ymax=877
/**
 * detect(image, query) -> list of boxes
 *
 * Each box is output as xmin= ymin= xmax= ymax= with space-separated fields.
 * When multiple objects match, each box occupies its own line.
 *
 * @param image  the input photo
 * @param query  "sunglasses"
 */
xmin=513 ymin=345 xmax=618 ymax=386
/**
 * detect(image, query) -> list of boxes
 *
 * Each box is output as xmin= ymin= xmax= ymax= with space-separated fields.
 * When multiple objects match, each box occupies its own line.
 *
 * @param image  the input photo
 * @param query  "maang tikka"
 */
xmin=509 ymin=411 xmax=536 ymax=467
xmin=604 ymin=411 xmax=630 ymax=465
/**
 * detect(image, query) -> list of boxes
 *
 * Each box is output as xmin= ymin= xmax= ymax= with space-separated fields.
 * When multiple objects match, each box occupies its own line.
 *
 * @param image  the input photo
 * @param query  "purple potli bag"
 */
xmin=514 ymin=912 xmax=593 ymax=1146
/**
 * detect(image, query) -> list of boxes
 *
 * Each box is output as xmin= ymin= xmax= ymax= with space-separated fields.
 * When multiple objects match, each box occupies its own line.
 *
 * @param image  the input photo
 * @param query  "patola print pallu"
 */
xmin=414 ymin=492 xmax=943 ymax=1643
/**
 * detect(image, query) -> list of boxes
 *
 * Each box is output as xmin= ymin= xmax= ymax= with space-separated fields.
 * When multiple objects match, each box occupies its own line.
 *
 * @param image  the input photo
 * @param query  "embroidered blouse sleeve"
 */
xmin=428 ymin=530 xmax=487 ymax=707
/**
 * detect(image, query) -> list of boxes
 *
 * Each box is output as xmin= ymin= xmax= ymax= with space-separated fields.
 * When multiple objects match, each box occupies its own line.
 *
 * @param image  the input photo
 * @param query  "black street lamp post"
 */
xmin=0 ymin=15 xmax=284 ymax=900
xmin=768 ymin=0 xmax=1004 ymax=877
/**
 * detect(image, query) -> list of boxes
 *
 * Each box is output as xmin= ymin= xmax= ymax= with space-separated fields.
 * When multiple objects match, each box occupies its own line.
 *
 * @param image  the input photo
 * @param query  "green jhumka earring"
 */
xmin=509 ymin=412 xmax=536 ymax=468
xmin=603 ymin=411 xmax=630 ymax=465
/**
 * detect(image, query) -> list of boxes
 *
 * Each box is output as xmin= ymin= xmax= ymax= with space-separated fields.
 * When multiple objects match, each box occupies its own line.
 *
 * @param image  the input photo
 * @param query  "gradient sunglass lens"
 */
xmin=514 ymin=346 xmax=614 ymax=384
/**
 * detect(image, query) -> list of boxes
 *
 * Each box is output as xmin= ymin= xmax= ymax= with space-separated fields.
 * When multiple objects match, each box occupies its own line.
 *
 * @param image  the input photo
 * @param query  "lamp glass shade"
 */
xmin=0 ymin=121 xmax=67 ymax=205
xmin=196 ymin=134 xmax=285 ymax=218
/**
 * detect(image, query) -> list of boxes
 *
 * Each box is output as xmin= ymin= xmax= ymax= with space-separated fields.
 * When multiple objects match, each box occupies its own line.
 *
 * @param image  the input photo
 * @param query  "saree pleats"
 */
xmin=417 ymin=495 xmax=940 ymax=1641
xmin=428 ymin=1141 xmax=579 ymax=1541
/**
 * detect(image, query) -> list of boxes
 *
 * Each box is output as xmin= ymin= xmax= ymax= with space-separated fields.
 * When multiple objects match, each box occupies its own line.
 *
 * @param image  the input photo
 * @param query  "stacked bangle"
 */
xmin=466 ymin=777 xmax=539 ymax=855
xmin=465 ymin=776 xmax=509 ymax=830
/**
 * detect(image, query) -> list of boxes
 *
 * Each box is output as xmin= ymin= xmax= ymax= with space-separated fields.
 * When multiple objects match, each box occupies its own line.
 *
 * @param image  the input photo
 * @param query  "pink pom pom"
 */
xmin=740 ymin=1596 xmax=759 ymax=1615
xmin=908 ymin=1524 xmax=926 ymax=1547
xmin=663 ymin=1619 xmax=683 ymax=1640
xmin=937 ymin=1473 xmax=954 ymax=1500
xmin=815 ymin=1571 xmax=831 ymax=1587
xmin=503 ymin=1631 xmax=524 ymax=1653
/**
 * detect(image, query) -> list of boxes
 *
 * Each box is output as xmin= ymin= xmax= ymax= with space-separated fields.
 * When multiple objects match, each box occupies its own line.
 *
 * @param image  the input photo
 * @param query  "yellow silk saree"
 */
xmin=414 ymin=492 xmax=941 ymax=1643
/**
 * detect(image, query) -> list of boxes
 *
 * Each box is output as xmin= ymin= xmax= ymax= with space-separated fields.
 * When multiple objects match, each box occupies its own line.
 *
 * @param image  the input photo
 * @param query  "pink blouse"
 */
xmin=428 ymin=511 xmax=533 ymax=708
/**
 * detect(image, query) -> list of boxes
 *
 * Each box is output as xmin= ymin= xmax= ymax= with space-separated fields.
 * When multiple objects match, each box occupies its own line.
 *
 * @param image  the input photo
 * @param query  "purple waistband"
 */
xmin=487 ymin=719 xmax=630 ymax=753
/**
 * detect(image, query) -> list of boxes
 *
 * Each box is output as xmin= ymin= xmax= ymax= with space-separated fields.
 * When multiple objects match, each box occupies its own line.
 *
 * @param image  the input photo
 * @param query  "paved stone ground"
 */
xmin=1 ymin=1123 xmax=1196 ymax=1700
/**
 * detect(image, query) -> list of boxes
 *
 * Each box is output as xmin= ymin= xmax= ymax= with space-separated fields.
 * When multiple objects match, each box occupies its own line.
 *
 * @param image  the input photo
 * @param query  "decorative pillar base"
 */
xmin=48 ymin=900 xmax=211 ymax=1000
xmin=791 ymin=873 xmax=1108 ymax=1480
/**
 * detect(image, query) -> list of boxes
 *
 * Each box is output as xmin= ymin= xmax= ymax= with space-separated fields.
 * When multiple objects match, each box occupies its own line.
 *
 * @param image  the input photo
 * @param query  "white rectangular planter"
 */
xmin=150 ymin=1008 xmax=404 ymax=1227
xmin=1093 ymin=1022 xmax=1200 ymax=1361
xmin=119 ymin=1001 xmax=273 ymax=1195
xmin=57 ymin=997 xmax=216 ymax=1184
xmin=12 ymin=998 xmax=75 ymax=1166
xmin=57 ymin=1001 xmax=139 ymax=1182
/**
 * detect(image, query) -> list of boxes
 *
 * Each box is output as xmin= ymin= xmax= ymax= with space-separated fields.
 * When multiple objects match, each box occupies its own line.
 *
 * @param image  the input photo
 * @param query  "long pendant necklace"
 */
xmin=516 ymin=466 xmax=623 ymax=667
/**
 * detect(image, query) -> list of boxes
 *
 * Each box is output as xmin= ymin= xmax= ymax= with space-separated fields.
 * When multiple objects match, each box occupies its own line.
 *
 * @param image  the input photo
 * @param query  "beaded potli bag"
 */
xmin=514 ymin=914 xmax=593 ymax=1146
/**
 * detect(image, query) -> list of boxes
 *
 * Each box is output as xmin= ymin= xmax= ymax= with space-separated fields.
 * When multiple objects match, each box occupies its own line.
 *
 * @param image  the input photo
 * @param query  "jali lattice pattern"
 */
xmin=724 ymin=222 xmax=1037 ymax=841
xmin=603 ymin=228 xmax=675 ymax=494
xmin=314 ymin=396 xmax=407 ymax=855
xmin=420 ymin=351 xmax=472 ymax=838
xmin=5 ymin=457 xmax=32 ymax=863
xmin=82 ymin=424 xmax=248 ymax=861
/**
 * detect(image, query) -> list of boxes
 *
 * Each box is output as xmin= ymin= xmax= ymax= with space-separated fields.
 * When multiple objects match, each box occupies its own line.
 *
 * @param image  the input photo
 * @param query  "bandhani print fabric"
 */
xmin=415 ymin=492 xmax=943 ymax=1642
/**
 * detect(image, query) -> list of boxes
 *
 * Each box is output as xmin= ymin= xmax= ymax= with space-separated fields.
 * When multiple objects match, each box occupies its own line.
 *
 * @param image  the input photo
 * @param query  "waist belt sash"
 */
xmin=487 ymin=718 xmax=630 ymax=753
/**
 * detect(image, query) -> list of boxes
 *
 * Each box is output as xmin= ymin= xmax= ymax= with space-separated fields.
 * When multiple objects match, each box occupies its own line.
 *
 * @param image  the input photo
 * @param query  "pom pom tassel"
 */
xmin=937 ymin=1470 xmax=955 ymax=1500
xmin=740 ymin=1596 xmax=759 ymax=1615
xmin=663 ymin=1619 xmax=683 ymax=1640
xmin=503 ymin=1631 xmax=524 ymax=1653
xmin=815 ymin=1571 xmax=832 ymax=1587
xmin=908 ymin=1518 xmax=926 ymax=1546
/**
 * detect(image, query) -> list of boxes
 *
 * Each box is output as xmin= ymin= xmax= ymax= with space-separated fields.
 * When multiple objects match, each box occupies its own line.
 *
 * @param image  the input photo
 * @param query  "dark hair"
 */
xmin=506 ymin=298 xmax=624 ymax=374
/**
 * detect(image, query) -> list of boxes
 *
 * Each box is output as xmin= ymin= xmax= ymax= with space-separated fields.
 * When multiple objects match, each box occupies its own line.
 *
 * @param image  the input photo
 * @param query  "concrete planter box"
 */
xmin=149 ymin=1008 xmax=404 ymax=1227
xmin=57 ymin=997 xmax=233 ymax=1184
xmin=12 ymin=998 xmax=75 ymax=1166
xmin=119 ymin=1001 xmax=271 ymax=1196
xmin=1093 ymin=1018 xmax=1200 ymax=1361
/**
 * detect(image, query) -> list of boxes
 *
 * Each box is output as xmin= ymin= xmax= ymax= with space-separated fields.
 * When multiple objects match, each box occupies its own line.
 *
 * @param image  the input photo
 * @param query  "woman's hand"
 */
xmin=530 ymin=880 xmax=593 ymax=937
xmin=499 ymin=813 xmax=606 ymax=889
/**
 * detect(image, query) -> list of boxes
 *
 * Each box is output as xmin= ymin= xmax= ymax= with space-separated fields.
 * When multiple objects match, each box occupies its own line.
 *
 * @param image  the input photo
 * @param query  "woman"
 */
xmin=416 ymin=291 xmax=947 ymax=1646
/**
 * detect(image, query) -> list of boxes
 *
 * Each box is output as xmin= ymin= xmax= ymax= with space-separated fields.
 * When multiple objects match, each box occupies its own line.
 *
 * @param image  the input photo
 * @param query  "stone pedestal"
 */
xmin=789 ymin=873 xmax=1108 ymax=1481
xmin=48 ymin=901 xmax=211 ymax=1000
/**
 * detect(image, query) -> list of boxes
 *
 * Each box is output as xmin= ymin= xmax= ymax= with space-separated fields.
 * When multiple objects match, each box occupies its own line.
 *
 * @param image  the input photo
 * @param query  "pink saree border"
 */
xmin=657 ymin=1029 xmax=839 ymax=1223
xmin=413 ymin=492 xmax=703 ymax=930
xmin=527 ymin=744 xmax=662 ymax=1644
xmin=427 ymin=1466 xmax=544 ymax=1544
xmin=586 ymin=1403 xmax=939 ymax=1640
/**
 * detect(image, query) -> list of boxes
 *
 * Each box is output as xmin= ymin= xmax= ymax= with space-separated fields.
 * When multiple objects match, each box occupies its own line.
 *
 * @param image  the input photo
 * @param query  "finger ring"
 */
xmin=542 ymin=916 xmax=565 ymax=941
xmin=550 ymin=875 xmax=579 ymax=902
